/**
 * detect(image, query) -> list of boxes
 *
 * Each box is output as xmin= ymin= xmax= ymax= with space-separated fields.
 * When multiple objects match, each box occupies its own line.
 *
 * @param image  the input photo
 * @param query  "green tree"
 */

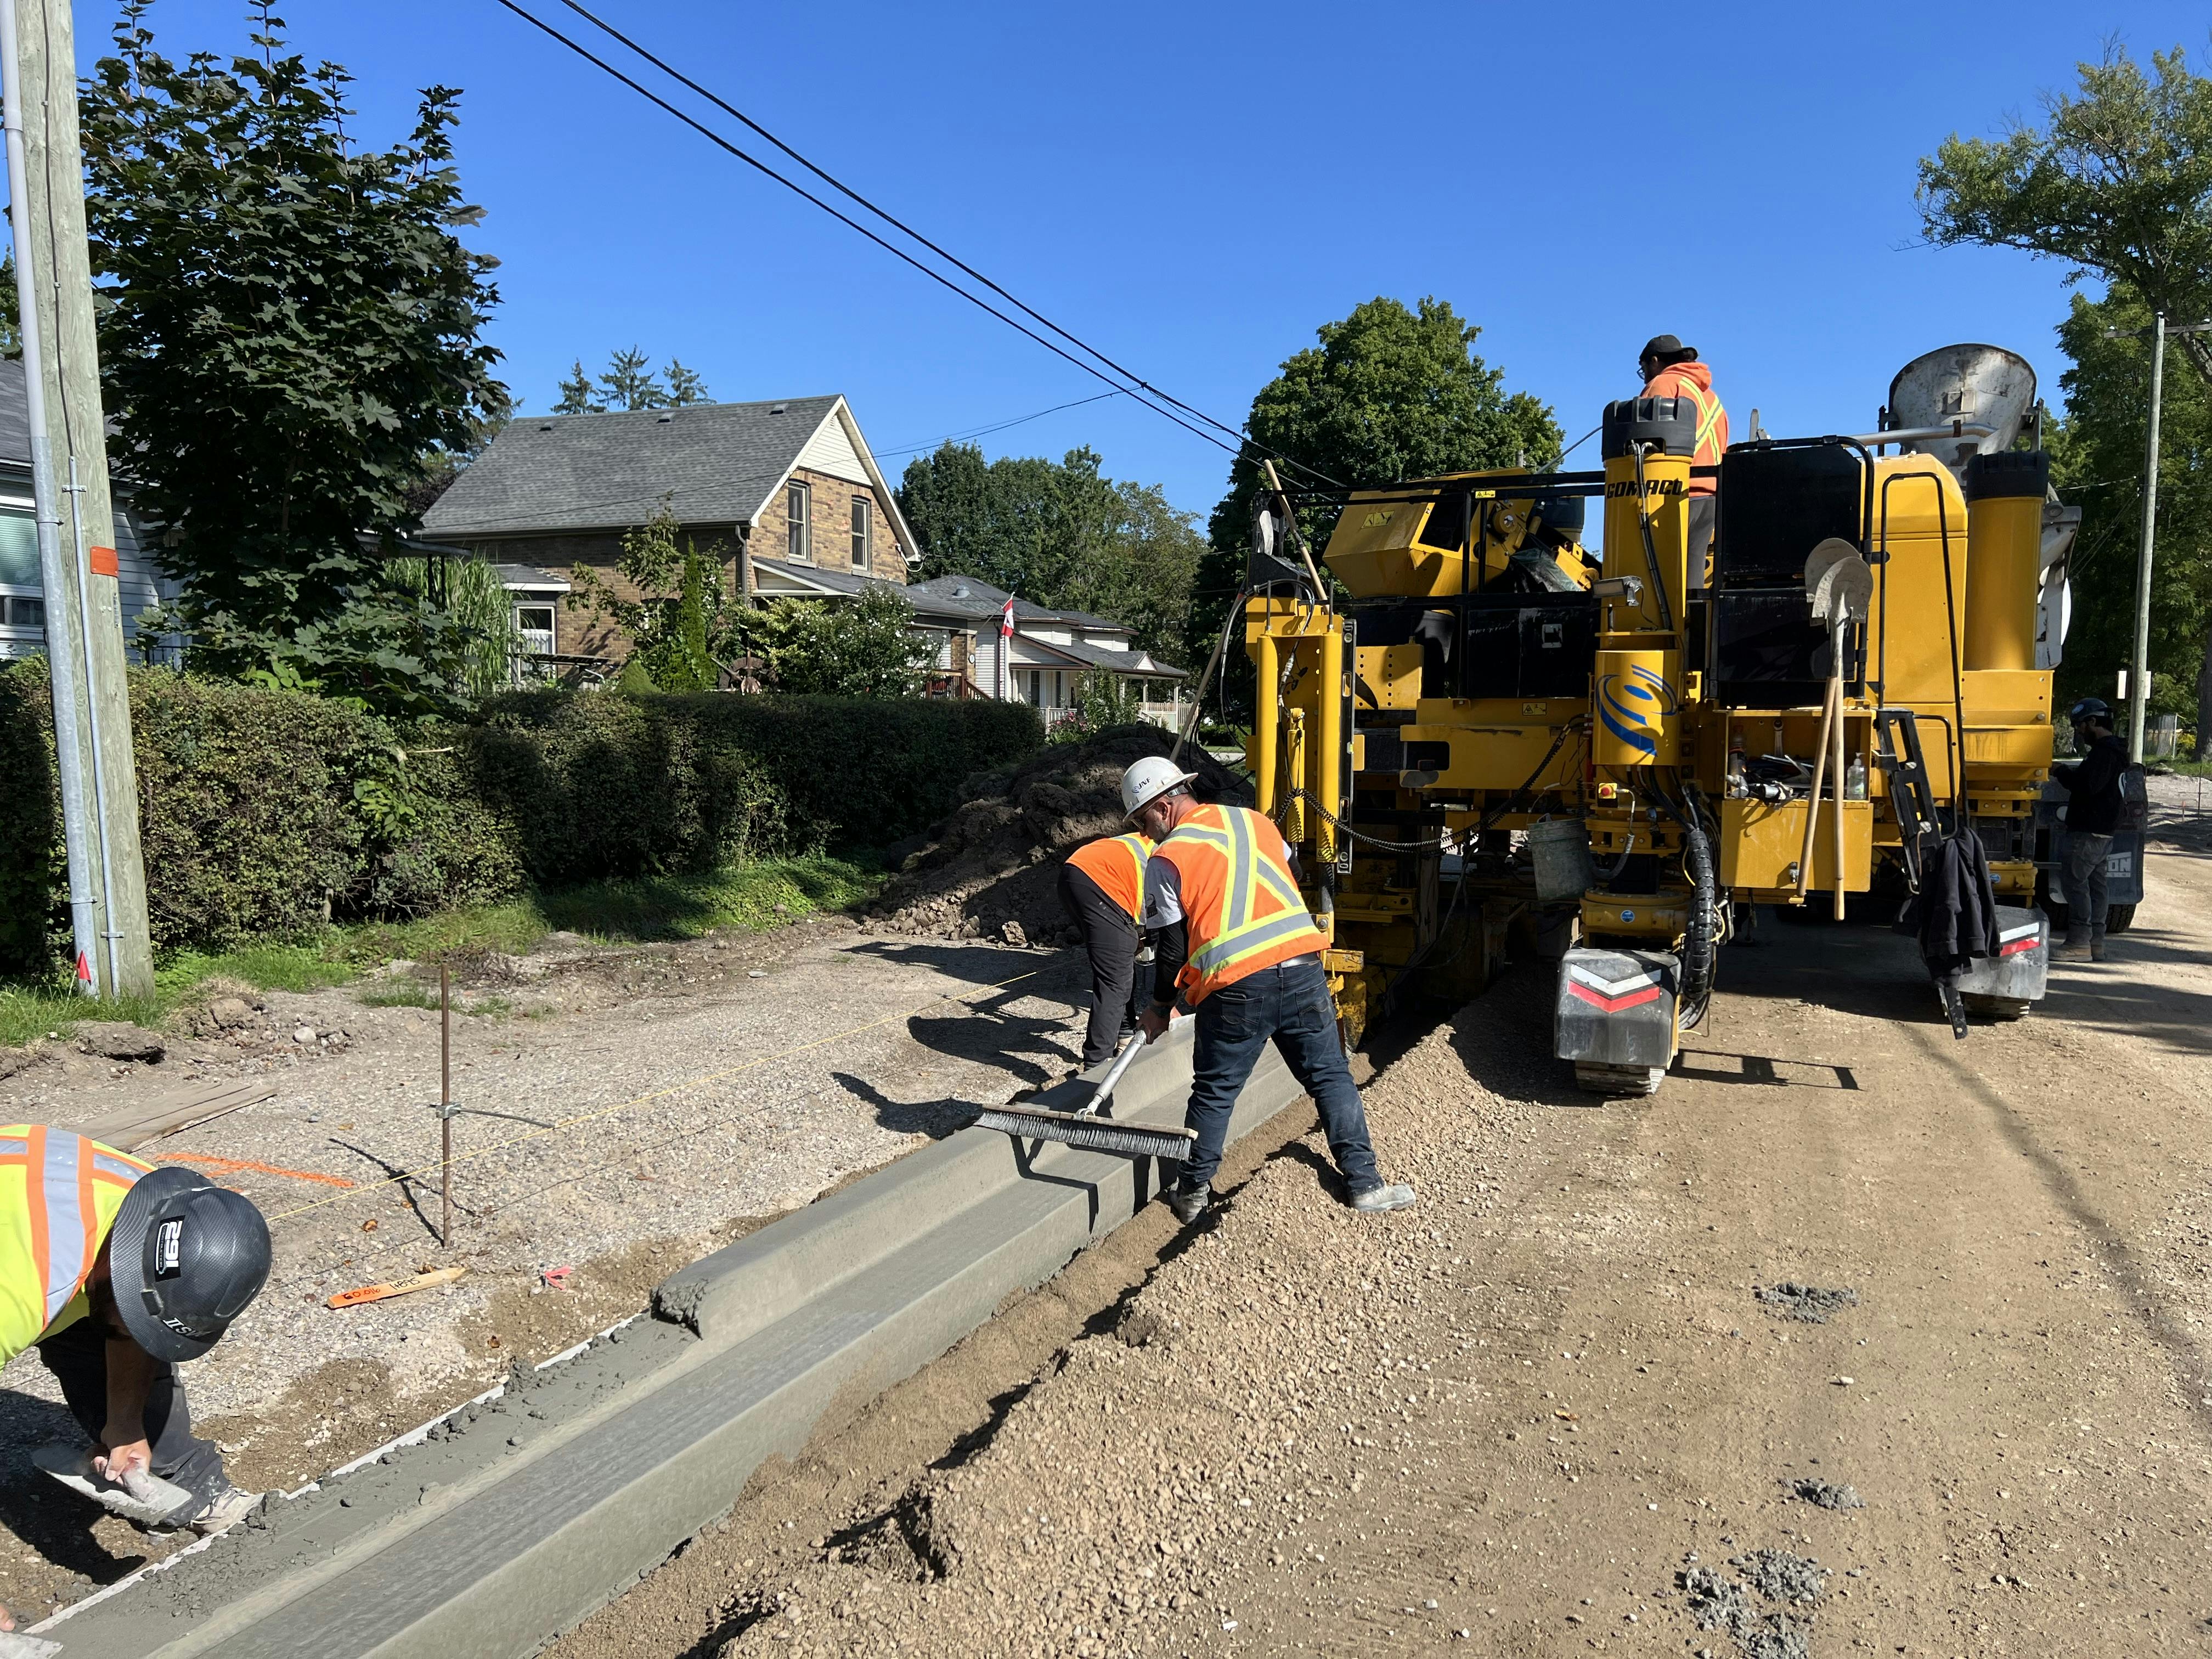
xmin=82 ymin=2 xmax=507 ymax=710
xmin=2049 ymin=290 xmax=2212 ymax=738
xmin=738 ymin=588 xmax=934 ymax=698
xmin=1918 ymin=42 xmax=2212 ymax=749
xmin=896 ymin=443 xmax=1204 ymax=664
xmin=1188 ymin=296 xmax=1561 ymax=710
xmin=552 ymin=348 xmax=713 ymax=414
xmin=567 ymin=500 xmax=729 ymax=690
xmin=0 ymin=253 xmax=18 ymax=358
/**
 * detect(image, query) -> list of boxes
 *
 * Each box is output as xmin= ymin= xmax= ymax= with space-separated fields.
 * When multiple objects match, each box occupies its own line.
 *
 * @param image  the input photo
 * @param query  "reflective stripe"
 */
xmin=0 ymin=1137 xmax=26 ymax=1158
xmin=38 ymin=1130 xmax=90 ymax=1327
xmin=1189 ymin=909 xmax=1322 ymax=978
xmin=92 ymin=1152 xmax=145 ymax=1183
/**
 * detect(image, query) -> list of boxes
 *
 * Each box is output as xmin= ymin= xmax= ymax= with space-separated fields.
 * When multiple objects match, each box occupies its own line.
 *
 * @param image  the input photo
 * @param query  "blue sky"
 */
xmin=63 ymin=0 xmax=2212 ymax=521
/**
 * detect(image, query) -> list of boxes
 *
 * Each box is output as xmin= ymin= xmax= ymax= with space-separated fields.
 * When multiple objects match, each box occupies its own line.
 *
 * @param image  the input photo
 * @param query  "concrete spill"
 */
xmin=1752 ymin=1282 xmax=1858 ymax=1323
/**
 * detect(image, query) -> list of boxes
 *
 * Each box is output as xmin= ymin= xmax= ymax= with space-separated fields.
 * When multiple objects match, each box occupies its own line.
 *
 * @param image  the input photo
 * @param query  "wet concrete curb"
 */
xmin=45 ymin=1022 xmax=1302 ymax=1659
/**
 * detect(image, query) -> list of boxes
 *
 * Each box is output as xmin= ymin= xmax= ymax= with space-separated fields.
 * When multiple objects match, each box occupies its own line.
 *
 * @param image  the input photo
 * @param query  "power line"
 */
xmin=545 ymin=0 xmax=1340 ymax=492
xmin=486 ymin=0 xmax=1338 ymax=492
xmin=485 ymin=0 xmax=1244 ymax=465
xmin=874 ymin=391 xmax=1125 ymax=459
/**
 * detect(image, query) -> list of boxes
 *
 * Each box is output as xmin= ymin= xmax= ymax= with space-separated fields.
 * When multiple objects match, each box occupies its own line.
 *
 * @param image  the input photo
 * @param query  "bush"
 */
xmin=0 ymin=664 xmax=1041 ymax=972
xmin=459 ymin=690 xmax=1042 ymax=882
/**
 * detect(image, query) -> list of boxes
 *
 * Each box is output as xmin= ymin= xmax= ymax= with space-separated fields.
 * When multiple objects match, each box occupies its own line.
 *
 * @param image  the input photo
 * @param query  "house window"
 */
xmin=850 ymin=496 xmax=871 ymax=571
xmin=786 ymin=481 xmax=811 ymax=561
xmin=1 ymin=594 xmax=44 ymax=629
xmin=1028 ymin=669 xmax=1043 ymax=707
xmin=515 ymin=605 xmax=555 ymax=650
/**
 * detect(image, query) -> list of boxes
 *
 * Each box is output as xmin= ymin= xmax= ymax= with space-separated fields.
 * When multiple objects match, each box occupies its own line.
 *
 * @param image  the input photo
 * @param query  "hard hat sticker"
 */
xmin=155 ymin=1218 xmax=184 ymax=1279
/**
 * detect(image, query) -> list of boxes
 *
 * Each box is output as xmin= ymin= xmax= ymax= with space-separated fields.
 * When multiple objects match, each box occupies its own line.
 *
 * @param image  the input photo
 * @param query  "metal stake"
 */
xmin=439 ymin=963 xmax=453 ymax=1250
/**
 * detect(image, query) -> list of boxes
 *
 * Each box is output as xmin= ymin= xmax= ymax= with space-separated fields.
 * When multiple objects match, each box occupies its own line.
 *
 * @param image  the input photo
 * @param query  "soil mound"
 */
xmin=861 ymin=724 xmax=1249 ymax=946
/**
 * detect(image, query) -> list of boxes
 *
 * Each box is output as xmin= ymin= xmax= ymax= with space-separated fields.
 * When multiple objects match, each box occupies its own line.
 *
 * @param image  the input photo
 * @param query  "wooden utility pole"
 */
xmin=4 ymin=0 xmax=153 ymax=996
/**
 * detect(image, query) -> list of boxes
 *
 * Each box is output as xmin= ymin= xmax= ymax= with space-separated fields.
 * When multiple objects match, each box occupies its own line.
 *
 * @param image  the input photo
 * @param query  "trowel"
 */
xmin=0 ymin=1632 xmax=64 ymax=1658
xmin=32 ymin=1442 xmax=193 ymax=1526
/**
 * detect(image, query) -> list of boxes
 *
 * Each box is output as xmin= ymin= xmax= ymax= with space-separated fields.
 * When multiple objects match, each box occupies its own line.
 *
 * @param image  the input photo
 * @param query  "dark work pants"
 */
xmin=35 ymin=1317 xmax=229 ymax=1518
xmin=1183 ymin=956 xmax=1380 ymax=1195
xmin=1059 ymin=864 xmax=1152 ymax=1066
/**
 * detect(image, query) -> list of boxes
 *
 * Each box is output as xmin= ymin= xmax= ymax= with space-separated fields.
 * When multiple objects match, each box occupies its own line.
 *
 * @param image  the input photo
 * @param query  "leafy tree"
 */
xmin=1188 ymin=296 xmax=1561 ymax=710
xmin=567 ymin=500 xmax=730 ymax=690
xmin=0 ymin=253 xmax=17 ymax=358
xmin=2050 ymin=290 xmax=2212 ymax=741
xmin=82 ymin=2 xmax=507 ymax=710
xmin=1918 ymin=43 xmax=2212 ymax=749
xmin=551 ymin=348 xmax=712 ymax=414
xmin=738 ymin=588 xmax=934 ymax=698
xmin=896 ymin=443 xmax=1204 ymax=664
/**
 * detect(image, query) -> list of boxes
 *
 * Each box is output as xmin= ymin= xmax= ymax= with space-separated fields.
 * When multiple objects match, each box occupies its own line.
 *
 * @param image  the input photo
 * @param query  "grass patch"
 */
xmin=2158 ymin=757 xmax=2212 ymax=778
xmin=1 ymin=851 xmax=887 ymax=1051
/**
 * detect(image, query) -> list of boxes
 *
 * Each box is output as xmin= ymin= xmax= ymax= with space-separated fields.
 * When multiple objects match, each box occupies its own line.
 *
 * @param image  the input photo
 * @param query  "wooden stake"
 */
xmin=439 ymin=962 xmax=453 ymax=1250
xmin=1831 ymin=625 xmax=1848 ymax=920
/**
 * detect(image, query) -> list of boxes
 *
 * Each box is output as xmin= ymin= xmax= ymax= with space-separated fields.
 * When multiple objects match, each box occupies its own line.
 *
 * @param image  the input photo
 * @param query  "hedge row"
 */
xmin=0 ymin=663 xmax=1042 ymax=973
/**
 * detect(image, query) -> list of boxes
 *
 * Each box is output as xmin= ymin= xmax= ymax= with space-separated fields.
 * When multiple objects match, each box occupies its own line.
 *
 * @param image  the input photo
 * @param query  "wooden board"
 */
xmin=58 ymin=1077 xmax=278 ymax=1152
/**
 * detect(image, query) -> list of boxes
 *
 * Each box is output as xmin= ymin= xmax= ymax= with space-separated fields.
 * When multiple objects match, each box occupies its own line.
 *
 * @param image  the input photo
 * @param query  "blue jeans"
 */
xmin=1183 ymin=957 xmax=1380 ymax=1193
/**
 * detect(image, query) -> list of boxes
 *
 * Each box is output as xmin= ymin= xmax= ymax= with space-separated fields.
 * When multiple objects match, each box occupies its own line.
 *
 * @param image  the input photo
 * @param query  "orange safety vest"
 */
xmin=1 ymin=1124 xmax=154 ymax=1365
xmin=1152 ymin=804 xmax=1328 ymax=1005
xmin=1065 ymin=831 xmax=1152 ymax=924
xmin=1643 ymin=364 xmax=1729 ymax=496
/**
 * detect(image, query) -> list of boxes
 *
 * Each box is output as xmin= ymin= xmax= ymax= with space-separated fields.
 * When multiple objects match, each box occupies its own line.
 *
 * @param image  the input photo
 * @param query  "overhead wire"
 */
xmin=492 ymin=0 xmax=1341 ymax=489
xmin=874 ymin=391 xmax=1126 ymax=458
xmin=549 ymin=0 xmax=1339 ymax=491
xmin=486 ymin=0 xmax=1247 ymax=465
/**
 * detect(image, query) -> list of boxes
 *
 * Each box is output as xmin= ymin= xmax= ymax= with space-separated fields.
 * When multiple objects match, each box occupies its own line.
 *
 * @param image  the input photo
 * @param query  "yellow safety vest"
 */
xmin=1 ymin=1124 xmax=153 ymax=1365
xmin=1153 ymin=804 xmax=1328 ymax=1004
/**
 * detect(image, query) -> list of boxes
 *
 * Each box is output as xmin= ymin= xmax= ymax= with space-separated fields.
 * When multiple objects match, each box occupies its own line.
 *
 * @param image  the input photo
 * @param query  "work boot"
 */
xmin=184 ymin=1486 xmax=261 ymax=1537
xmin=2090 ymin=936 xmax=2108 ymax=962
xmin=1348 ymin=1181 xmax=1417 ymax=1214
xmin=1163 ymin=1182 xmax=1210 ymax=1225
xmin=2055 ymin=936 xmax=2092 ymax=962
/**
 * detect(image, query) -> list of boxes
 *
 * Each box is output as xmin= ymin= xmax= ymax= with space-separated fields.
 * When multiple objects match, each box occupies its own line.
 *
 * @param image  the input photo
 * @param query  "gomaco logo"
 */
xmin=1603 ymin=478 xmax=1686 ymax=499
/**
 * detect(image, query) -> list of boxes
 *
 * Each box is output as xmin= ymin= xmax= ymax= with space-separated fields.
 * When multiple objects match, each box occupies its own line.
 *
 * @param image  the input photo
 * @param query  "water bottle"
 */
xmin=1846 ymin=754 xmax=1867 ymax=800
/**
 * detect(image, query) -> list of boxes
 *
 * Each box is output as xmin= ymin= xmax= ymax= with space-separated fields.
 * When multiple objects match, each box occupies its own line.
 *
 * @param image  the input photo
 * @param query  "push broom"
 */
xmin=971 ymin=1032 xmax=1195 ymax=1160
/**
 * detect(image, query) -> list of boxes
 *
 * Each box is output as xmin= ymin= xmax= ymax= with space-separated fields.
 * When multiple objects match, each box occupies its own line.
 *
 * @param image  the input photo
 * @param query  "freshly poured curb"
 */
xmin=48 ymin=1020 xmax=1304 ymax=1659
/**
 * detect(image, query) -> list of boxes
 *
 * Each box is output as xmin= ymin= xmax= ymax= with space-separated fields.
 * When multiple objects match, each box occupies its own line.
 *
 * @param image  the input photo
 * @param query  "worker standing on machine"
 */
xmin=1059 ymin=827 xmax=1155 ymax=1067
xmin=1120 ymin=757 xmax=1415 ymax=1224
xmin=2053 ymin=697 xmax=2129 ymax=962
xmin=1639 ymin=334 xmax=1729 ymax=586
xmin=3 ymin=1124 xmax=272 ymax=1622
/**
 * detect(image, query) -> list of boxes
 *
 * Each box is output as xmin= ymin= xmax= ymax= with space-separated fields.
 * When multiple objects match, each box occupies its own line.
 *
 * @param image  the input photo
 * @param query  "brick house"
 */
xmin=422 ymin=394 xmax=919 ymax=664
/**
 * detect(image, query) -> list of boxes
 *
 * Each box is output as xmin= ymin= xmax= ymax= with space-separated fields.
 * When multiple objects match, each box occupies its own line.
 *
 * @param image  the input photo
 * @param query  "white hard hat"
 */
xmin=1121 ymin=755 xmax=1197 ymax=821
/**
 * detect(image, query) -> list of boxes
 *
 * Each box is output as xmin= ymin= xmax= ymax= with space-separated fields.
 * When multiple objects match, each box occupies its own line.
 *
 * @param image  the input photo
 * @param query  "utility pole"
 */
xmin=2 ymin=0 xmax=154 ymax=996
xmin=2111 ymin=312 xmax=2212 ymax=766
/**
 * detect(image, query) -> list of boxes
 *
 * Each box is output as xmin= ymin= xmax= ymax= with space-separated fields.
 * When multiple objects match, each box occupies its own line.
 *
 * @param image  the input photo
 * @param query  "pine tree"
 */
xmin=553 ymin=359 xmax=602 ymax=414
xmin=665 ymin=358 xmax=710 ymax=405
xmin=597 ymin=347 xmax=668 ymax=411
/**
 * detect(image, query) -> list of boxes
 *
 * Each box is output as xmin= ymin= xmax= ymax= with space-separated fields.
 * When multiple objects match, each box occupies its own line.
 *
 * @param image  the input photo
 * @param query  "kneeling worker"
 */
xmin=1122 ymin=758 xmax=1415 ymax=1224
xmin=4 ymin=1124 xmax=273 ymax=1628
xmin=1060 ymin=826 xmax=1156 ymax=1066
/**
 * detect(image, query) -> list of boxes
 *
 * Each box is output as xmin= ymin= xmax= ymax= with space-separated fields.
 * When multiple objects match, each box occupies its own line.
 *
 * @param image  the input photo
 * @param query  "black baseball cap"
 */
xmin=1640 ymin=334 xmax=1698 ymax=365
xmin=108 ymin=1167 xmax=272 ymax=1362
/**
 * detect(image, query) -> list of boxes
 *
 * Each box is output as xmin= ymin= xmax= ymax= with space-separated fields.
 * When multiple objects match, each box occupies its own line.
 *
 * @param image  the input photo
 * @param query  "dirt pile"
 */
xmin=702 ymin=1003 xmax=1542 ymax=1657
xmin=861 ymin=724 xmax=1249 ymax=947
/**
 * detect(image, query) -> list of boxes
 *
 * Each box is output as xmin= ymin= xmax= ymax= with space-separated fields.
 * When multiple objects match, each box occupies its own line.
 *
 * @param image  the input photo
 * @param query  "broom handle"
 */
xmin=1831 ymin=622 xmax=1848 ymax=919
xmin=1797 ymin=674 xmax=1836 ymax=899
xmin=1079 ymin=1031 xmax=1150 ymax=1118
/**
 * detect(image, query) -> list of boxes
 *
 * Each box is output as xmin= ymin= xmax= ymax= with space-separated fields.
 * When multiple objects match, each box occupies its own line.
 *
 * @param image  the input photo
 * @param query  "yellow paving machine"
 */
xmin=1242 ymin=346 xmax=2076 ymax=1093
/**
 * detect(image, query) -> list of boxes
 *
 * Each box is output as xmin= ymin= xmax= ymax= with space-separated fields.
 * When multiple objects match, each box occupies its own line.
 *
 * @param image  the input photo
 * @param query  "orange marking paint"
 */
xmin=162 ymin=1153 xmax=355 ymax=1189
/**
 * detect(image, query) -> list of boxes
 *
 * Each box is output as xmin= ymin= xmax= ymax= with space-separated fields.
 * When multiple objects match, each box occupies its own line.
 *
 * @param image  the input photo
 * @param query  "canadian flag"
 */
xmin=1000 ymin=595 xmax=1015 ymax=637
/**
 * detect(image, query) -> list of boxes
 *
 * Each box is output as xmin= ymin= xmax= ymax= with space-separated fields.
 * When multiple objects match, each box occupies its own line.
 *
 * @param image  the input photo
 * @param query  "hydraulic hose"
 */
xmin=1679 ymin=817 xmax=1717 ymax=1021
xmin=1630 ymin=444 xmax=1675 ymax=634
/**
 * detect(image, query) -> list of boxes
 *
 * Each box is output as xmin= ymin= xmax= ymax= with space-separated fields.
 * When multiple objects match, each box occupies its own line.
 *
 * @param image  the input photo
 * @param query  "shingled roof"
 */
xmin=424 ymin=395 xmax=884 ymax=540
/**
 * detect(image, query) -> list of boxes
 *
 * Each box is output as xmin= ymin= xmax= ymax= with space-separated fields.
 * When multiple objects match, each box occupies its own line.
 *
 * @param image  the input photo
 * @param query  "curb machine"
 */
xmin=1242 ymin=346 xmax=2068 ymax=1093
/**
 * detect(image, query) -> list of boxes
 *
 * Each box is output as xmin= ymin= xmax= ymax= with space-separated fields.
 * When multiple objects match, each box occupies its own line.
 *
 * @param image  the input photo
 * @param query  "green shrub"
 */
xmin=459 ymin=690 xmax=1041 ymax=880
xmin=0 ymin=664 xmax=1040 ymax=972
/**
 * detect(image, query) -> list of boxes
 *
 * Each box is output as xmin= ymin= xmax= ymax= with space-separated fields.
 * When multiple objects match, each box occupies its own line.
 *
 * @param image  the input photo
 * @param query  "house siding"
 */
xmin=752 ymin=465 xmax=907 ymax=585
xmin=452 ymin=527 xmax=743 ymax=664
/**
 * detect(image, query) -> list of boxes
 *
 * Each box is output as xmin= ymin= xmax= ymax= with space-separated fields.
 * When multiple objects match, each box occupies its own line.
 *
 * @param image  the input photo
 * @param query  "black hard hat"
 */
xmin=2068 ymin=696 xmax=2113 ymax=726
xmin=1640 ymin=334 xmax=1698 ymax=365
xmin=108 ymin=1167 xmax=272 ymax=1362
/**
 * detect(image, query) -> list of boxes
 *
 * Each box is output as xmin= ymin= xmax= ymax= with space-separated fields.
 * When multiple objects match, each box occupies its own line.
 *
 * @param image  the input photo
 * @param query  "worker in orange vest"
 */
xmin=1638 ymin=334 xmax=1729 ymax=587
xmin=1121 ymin=758 xmax=1415 ymax=1224
xmin=3 ymin=1124 xmax=271 ymax=1611
xmin=1060 ymin=828 xmax=1156 ymax=1066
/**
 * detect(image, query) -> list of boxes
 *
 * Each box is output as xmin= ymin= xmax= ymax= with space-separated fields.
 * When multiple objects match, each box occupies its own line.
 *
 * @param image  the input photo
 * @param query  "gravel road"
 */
xmin=550 ymin=821 xmax=2212 ymax=1655
xmin=0 ymin=916 xmax=1088 ymax=1624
